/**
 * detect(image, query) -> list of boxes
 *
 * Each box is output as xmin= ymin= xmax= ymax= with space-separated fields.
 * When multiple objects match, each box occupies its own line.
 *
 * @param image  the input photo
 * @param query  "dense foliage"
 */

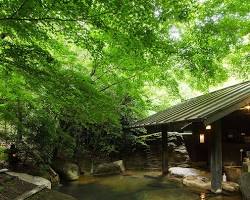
xmin=0 ymin=0 xmax=249 ymax=163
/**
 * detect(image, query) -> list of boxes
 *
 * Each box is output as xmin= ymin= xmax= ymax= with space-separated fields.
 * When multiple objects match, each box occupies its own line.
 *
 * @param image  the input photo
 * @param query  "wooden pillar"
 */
xmin=191 ymin=125 xmax=199 ymax=162
xmin=210 ymin=120 xmax=222 ymax=193
xmin=162 ymin=126 xmax=168 ymax=176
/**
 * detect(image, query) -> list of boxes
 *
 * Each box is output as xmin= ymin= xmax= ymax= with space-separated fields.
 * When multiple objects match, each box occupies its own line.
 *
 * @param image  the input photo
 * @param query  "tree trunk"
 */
xmin=16 ymin=99 xmax=23 ymax=142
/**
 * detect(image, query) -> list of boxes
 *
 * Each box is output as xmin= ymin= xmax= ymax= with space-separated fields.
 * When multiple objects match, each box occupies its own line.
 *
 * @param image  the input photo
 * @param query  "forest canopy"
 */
xmin=0 ymin=0 xmax=249 ymax=162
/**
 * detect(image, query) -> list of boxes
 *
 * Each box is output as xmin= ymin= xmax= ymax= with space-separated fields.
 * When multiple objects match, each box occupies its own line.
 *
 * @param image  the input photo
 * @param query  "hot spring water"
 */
xmin=57 ymin=174 xmax=241 ymax=200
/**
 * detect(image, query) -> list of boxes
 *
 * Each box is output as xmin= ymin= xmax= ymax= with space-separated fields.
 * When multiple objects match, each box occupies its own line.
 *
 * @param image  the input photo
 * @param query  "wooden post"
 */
xmin=210 ymin=120 xmax=222 ymax=193
xmin=162 ymin=126 xmax=168 ymax=176
xmin=191 ymin=124 xmax=199 ymax=162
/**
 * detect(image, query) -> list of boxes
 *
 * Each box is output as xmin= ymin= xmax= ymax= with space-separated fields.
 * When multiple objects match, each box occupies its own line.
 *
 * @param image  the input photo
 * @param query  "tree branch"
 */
xmin=99 ymin=74 xmax=137 ymax=92
xmin=9 ymin=0 xmax=27 ymax=18
xmin=92 ymin=65 xmax=115 ymax=82
xmin=90 ymin=62 xmax=99 ymax=77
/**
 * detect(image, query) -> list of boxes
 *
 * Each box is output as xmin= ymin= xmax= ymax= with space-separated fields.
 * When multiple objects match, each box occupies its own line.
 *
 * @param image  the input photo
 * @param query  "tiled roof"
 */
xmin=131 ymin=81 xmax=250 ymax=128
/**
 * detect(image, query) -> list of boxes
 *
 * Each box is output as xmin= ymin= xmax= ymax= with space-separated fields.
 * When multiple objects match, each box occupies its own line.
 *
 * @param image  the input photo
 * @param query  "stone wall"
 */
xmin=124 ymin=132 xmax=190 ymax=170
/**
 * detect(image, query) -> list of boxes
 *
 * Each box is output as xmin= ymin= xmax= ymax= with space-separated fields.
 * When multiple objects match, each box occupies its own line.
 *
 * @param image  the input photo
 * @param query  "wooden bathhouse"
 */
xmin=130 ymin=81 xmax=250 ymax=193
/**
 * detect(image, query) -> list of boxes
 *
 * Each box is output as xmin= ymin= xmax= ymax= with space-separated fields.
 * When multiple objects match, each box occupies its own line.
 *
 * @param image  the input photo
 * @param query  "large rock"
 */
xmin=53 ymin=161 xmax=80 ymax=181
xmin=167 ymin=132 xmax=190 ymax=167
xmin=93 ymin=163 xmax=121 ymax=176
xmin=183 ymin=176 xmax=211 ymax=190
xmin=170 ymin=167 xmax=240 ymax=192
xmin=6 ymin=171 xmax=51 ymax=189
xmin=182 ymin=175 xmax=240 ymax=192
xmin=240 ymin=173 xmax=250 ymax=200
xmin=222 ymin=181 xmax=239 ymax=192
xmin=113 ymin=160 xmax=125 ymax=172
xmin=169 ymin=167 xmax=205 ymax=177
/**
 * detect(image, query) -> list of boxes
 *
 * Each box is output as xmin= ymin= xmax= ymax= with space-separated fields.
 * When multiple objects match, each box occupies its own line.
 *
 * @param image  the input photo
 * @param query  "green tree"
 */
xmin=0 ymin=0 xmax=249 ymax=164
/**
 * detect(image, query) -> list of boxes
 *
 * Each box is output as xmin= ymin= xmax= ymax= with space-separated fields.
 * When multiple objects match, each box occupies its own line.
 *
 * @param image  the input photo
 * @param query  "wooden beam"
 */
xmin=210 ymin=120 xmax=222 ymax=193
xmin=162 ymin=126 xmax=168 ymax=176
xmin=131 ymin=120 xmax=194 ymax=132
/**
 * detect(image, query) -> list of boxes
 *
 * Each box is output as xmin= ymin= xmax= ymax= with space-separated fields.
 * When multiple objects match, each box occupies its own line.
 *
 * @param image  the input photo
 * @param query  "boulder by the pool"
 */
xmin=93 ymin=163 xmax=121 ymax=176
xmin=53 ymin=161 xmax=80 ymax=181
xmin=169 ymin=167 xmax=203 ymax=177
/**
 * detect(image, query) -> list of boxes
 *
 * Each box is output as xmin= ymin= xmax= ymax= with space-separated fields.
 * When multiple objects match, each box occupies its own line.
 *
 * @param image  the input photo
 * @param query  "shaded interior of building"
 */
xmin=125 ymin=108 xmax=250 ymax=172
xmin=189 ymin=109 xmax=250 ymax=166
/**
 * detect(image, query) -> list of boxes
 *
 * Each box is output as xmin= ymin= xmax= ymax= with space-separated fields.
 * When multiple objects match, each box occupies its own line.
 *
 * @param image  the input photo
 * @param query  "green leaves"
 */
xmin=0 ymin=0 xmax=249 ymax=161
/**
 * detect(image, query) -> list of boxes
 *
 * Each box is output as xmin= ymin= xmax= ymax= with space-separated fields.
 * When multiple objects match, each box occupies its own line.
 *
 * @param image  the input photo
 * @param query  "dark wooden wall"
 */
xmin=184 ymin=110 xmax=250 ymax=166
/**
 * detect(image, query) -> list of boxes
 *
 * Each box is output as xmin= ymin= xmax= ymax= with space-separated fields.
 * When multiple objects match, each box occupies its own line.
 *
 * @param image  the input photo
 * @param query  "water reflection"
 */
xmin=57 ymin=174 xmax=241 ymax=200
